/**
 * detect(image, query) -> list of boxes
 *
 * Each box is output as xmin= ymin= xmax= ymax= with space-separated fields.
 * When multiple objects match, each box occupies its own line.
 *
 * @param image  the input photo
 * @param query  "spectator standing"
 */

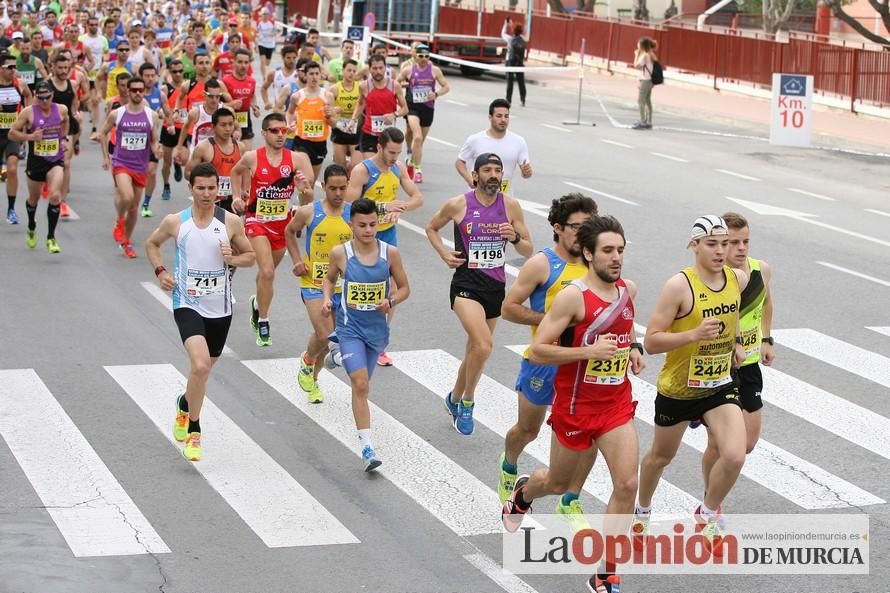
xmin=501 ymin=18 xmax=526 ymax=107
xmin=633 ymin=37 xmax=657 ymax=129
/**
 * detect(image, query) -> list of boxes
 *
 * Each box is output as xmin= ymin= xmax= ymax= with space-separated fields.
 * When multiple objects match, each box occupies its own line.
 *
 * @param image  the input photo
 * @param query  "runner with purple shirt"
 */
xmin=425 ymin=152 xmax=533 ymax=435
xmin=99 ymin=76 xmax=162 ymax=258
xmin=397 ymin=44 xmax=449 ymax=184
xmin=8 ymin=81 xmax=69 ymax=253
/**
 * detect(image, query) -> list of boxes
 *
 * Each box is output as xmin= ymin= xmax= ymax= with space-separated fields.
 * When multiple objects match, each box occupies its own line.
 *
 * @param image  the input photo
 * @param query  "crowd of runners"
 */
xmin=2 ymin=3 xmax=777 ymax=592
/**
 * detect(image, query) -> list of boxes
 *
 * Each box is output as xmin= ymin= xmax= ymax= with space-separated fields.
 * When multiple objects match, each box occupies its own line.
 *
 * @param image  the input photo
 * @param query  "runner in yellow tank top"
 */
xmin=285 ymin=164 xmax=353 ymax=403
xmin=634 ymin=215 xmax=750 ymax=550
xmin=286 ymin=61 xmax=334 ymax=181
xmin=326 ymin=60 xmax=361 ymax=170
xmin=345 ymin=126 xmax=423 ymax=366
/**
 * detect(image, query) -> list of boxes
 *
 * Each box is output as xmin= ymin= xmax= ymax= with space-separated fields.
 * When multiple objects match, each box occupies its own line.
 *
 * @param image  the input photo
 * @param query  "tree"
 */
xmin=826 ymin=0 xmax=890 ymax=46
xmin=633 ymin=0 xmax=650 ymax=20
xmin=547 ymin=0 xmax=567 ymax=11
xmin=761 ymin=0 xmax=797 ymax=32
xmin=577 ymin=0 xmax=597 ymax=12
xmin=317 ymin=0 xmax=330 ymax=31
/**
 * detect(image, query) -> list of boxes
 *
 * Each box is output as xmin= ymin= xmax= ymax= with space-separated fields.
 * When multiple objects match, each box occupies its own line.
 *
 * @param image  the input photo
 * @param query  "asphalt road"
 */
xmin=1 ymin=68 xmax=889 ymax=593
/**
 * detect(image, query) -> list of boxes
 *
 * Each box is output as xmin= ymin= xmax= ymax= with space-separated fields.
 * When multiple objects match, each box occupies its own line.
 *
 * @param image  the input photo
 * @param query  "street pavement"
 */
xmin=1 ymin=68 xmax=889 ymax=593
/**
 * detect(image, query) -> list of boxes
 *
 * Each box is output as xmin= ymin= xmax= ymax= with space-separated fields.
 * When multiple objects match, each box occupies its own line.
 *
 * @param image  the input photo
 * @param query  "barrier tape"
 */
xmin=275 ymin=20 xmax=572 ymax=75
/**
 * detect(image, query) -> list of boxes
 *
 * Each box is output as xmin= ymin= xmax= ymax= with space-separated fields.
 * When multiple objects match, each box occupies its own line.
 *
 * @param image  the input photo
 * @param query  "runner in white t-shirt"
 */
xmin=456 ymin=98 xmax=532 ymax=195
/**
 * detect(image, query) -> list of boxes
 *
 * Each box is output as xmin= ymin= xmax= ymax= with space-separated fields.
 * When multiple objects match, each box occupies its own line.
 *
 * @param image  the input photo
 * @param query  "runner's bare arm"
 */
xmin=760 ymin=261 xmax=775 ymax=366
xmin=380 ymin=247 xmax=410 ymax=313
xmin=644 ymin=273 xmax=708 ymax=354
xmin=394 ymin=84 xmax=408 ymax=117
xmin=274 ymin=85 xmax=290 ymax=112
xmin=501 ymin=253 xmax=550 ymax=325
xmin=344 ymin=162 xmax=368 ymax=202
xmin=224 ymin=214 xmax=256 ymax=268
xmin=145 ymin=214 xmax=181 ymax=291
xmin=97 ymin=107 xmax=116 ymax=167
xmin=292 ymin=150 xmax=315 ymax=205
xmin=185 ymin=140 xmax=210 ymax=180
xmin=529 ymin=287 xmax=606 ymax=365
xmin=454 ymin=157 xmax=474 ymax=188
xmin=59 ymin=104 xmax=70 ymax=139
xmin=260 ymin=70 xmax=274 ymax=108
xmin=230 ymin=150 xmax=256 ymax=213
xmin=8 ymin=108 xmax=32 ymax=143
xmin=426 ymin=196 xmax=466 ymax=268
xmin=624 ymin=279 xmax=646 ymax=374
xmin=151 ymin=109 xmax=162 ymax=157
xmin=504 ymin=197 xmax=533 ymax=257
xmin=433 ymin=66 xmax=449 ymax=97
xmin=395 ymin=172 xmax=423 ymax=211
xmin=285 ymin=204 xmax=312 ymax=276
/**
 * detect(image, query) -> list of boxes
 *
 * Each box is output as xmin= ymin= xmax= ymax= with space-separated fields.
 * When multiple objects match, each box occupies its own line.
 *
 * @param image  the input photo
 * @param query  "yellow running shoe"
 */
xmin=46 ymin=238 xmax=60 ymax=254
xmin=172 ymin=395 xmax=188 ymax=442
xmin=556 ymin=497 xmax=591 ymax=533
xmin=25 ymin=229 xmax=37 ymax=248
xmin=307 ymin=384 xmax=324 ymax=404
xmin=297 ymin=351 xmax=316 ymax=393
xmin=497 ymin=452 xmax=517 ymax=503
xmin=700 ymin=519 xmax=726 ymax=556
xmin=183 ymin=432 xmax=202 ymax=461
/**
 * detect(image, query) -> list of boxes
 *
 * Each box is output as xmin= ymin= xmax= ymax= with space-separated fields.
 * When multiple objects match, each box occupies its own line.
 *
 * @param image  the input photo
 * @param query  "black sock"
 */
xmin=188 ymin=418 xmax=201 ymax=434
xmin=46 ymin=203 xmax=60 ymax=239
xmin=7 ymin=194 xmax=15 ymax=210
xmin=178 ymin=393 xmax=189 ymax=413
xmin=26 ymin=202 xmax=36 ymax=230
xmin=164 ymin=183 xmax=170 ymax=189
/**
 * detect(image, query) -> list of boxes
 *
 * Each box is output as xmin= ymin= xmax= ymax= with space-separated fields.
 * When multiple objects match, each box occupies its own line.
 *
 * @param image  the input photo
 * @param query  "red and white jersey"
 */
xmin=553 ymin=279 xmax=635 ymax=416
xmin=247 ymin=147 xmax=296 ymax=216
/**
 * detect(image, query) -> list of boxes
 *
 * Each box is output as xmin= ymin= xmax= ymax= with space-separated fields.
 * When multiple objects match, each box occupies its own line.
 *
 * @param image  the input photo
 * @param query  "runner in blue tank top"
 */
xmin=426 ymin=153 xmax=533 ymax=436
xmin=322 ymin=197 xmax=410 ymax=472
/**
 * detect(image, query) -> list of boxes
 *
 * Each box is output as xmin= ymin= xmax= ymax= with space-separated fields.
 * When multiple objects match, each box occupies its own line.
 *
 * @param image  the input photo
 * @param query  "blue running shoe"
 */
xmin=161 ymin=186 xmax=172 ymax=201
xmin=6 ymin=208 xmax=18 ymax=224
xmin=443 ymin=392 xmax=458 ymax=422
xmin=455 ymin=400 xmax=475 ymax=435
xmin=362 ymin=446 xmax=382 ymax=472
xmin=689 ymin=419 xmax=702 ymax=429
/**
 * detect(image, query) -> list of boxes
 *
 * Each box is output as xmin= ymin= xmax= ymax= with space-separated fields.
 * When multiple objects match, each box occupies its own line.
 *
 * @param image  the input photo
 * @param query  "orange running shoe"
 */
xmin=120 ymin=242 xmax=137 ymax=258
xmin=59 ymin=202 xmax=70 ymax=218
xmin=113 ymin=220 xmax=125 ymax=242
xmin=41 ymin=183 xmax=48 ymax=199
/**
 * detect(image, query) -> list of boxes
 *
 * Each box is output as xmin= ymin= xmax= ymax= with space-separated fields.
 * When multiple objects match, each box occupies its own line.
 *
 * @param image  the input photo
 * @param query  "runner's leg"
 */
xmin=637 ymin=422 xmax=687 ymax=508
xmin=449 ymin=298 xmax=496 ymax=402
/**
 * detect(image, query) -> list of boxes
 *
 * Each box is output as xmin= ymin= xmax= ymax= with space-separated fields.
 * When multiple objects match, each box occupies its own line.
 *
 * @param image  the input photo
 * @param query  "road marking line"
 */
xmin=398 ymin=219 xmax=521 ymax=278
xmin=464 ymin=553 xmax=542 ymax=593
xmin=867 ymin=326 xmax=890 ymax=338
xmin=106 ymin=364 xmax=359 ymax=548
xmin=241 ymin=359 xmax=505 ymax=536
xmin=772 ymin=328 xmax=890 ymax=390
xmin=514 ymin=198 xmax=552 ymax=218
xmin=541 ymin=123 xmax=572 ymax=133
xmin=715 ymin=168 xmax=761 ymax=181
xmin=595 ymin=96 xmax=628 ymax=128
xmin=0 ymin=369 xmax=171 ymax=557
xmin=563 ymin=181 xmax=640 ymax=206
xmin=445 ymin=99 xmax=469 ymax=107
xmin=140 ymin=282 xmax=236 ymax=356
xmin=651 ymin=152 xmax=688 ymax=162
xmin=601 ymin=139 xmax=632 ymax=148
xmin=759 ymin=365 xmax=890 ymax=461
xmin=865 ymin=208 xmax=890 ymax=218
xmin=392 ymin=348 xmax=698 ymax=519
xmin=787 ymin=187 xmax=835 ymax=201
xmin=816 ymin=261 xmax=890 ymax=288
xmin=427 ymin=136 xmax=459 ymax=148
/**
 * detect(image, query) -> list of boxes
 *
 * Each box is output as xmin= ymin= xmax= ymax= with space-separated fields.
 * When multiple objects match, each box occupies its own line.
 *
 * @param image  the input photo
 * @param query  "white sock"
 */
xmin=699 ymin=502 xmax=717 ymax=520
xmin=635 ymin=504 xmax=652 ymax=516
xmin=358 ymin=428 xmax=373 ymax=450
xmin=257 ymin=317 xmax=269 ymax=323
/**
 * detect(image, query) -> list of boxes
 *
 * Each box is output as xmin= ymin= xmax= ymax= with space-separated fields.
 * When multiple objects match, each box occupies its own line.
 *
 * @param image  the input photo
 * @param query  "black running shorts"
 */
xmin=294 ymin=137 xmax=328 ymax=166
xmin=406 ymin=102 xmax=435 ymax=128
xmin=449 ymin=284 xmax=505 ymax=320
xmin=736 ymin=363 xmax=764 ymax=413
xmin=654 ymin=383 xmax=742 ymax=427
xmin=173 ymin=307 xmax=233 ymax=358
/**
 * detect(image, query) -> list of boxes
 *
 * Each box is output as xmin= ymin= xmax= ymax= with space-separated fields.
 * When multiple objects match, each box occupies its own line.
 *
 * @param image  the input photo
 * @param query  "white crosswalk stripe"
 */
xmin=391 ymin=348 xmax=700 ymax=519
xmin=241 ymin=358 xmax=505 ymax=536
xmin=105 ymin=364 xmax=359 ymax=548
xmin=0 ymin=369 xmax=170 ymax=557
xmin=773 ymin=328 xmax=890 ymax=390
xmin=503 ymin=345 xmax=884 ymax=509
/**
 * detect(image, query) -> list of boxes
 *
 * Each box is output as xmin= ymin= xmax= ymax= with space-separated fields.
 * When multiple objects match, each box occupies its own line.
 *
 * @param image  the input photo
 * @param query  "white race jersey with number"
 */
xmin=172 ymin=207 xmax=232 ymax=318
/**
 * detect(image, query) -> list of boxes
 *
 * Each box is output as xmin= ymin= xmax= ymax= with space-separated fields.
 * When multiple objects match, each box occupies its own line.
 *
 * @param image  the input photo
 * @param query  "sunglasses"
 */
xmin=415 ymin=53 xmax=430 ymax=58
xmin=204 ymin=92 xmax=222 ymax=98
xmin=1 ymin=64 xmax=15 ymax=70
xmin=169 ymin=69 xmax=184 ymax=74
xmin=36 ymin=94 xmax=52 ymax=100
xmin=129 ymin=87 xmax=145 ymax=93
xmin=264 ymin=126 xmax=287 ymax=135
xmin=117 ymin=47 xmax=130 ymax=51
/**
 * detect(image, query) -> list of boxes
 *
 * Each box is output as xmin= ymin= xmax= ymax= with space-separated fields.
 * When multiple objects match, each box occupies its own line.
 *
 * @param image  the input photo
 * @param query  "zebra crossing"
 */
xmin=1 ymin=326 xmax=889 ymax=562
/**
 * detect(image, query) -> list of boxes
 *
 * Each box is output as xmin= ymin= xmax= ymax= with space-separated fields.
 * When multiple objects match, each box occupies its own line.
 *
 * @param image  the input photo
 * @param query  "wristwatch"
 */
xmin=509 ymin=233 xmax=521 ymax=245
xmin=762 ymin=336 xmax=775 ymax=345
xmin=630 ymin=342 xmax=644 ymax=355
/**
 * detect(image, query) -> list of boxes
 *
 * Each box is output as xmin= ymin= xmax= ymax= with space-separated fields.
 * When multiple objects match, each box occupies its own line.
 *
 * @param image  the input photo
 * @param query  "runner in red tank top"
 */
xmin=231 ymin=112 xmax=314 ymax=347
xmin=186 ymin=107 xmax=241 ymax=212
xmin=356 ymin=54 xmax=406 ymax=157
xmin=502 ymin=215 xmax=644 ymax=593
xmin=220 ymin=48 xmax=259 ymax=150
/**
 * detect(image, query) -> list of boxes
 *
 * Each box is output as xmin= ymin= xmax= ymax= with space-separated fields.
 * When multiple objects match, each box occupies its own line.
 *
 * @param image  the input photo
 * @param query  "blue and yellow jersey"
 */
xmin=523 ymin=247 xmax=588 ymax=358
xmin=361 ymin=158 xmax=401 ymax=232
xmin=300 ymin=200 xmax=353 ymax=291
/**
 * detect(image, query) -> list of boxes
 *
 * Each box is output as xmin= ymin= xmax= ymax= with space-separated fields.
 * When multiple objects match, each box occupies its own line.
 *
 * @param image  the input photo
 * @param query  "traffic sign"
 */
xmin=770 ymin=73 xmax=813 ymax=147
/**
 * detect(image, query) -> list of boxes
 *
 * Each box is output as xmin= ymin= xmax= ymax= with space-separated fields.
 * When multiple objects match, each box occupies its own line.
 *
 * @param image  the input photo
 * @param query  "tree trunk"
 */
xmin=317 ymin=0 xmax=330 ymax=31
xmin=578 ymin=0 xmax=597 ymax=12
xmin=633 ymin=0 xmax=650 ymax=21
xmin=547 ymin=0 xmax=567 ymax=12
xmin=827 ymin=0 xmax=890 ymax=46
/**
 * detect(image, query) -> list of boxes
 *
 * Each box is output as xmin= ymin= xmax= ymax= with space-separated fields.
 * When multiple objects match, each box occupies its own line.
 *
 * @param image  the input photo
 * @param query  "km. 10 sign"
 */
xmin=769 ymin=74 xmax=813 ymax=147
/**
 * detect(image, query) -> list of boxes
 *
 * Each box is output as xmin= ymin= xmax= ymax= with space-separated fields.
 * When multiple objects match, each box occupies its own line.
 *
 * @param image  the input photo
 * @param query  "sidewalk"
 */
xmin=521 ymin=56 xmax=890 ymax=154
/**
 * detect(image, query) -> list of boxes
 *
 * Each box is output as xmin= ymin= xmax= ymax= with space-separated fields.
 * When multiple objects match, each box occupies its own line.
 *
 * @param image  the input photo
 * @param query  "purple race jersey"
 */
xmin=452 ymin=190 xmax=508 ymax=291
